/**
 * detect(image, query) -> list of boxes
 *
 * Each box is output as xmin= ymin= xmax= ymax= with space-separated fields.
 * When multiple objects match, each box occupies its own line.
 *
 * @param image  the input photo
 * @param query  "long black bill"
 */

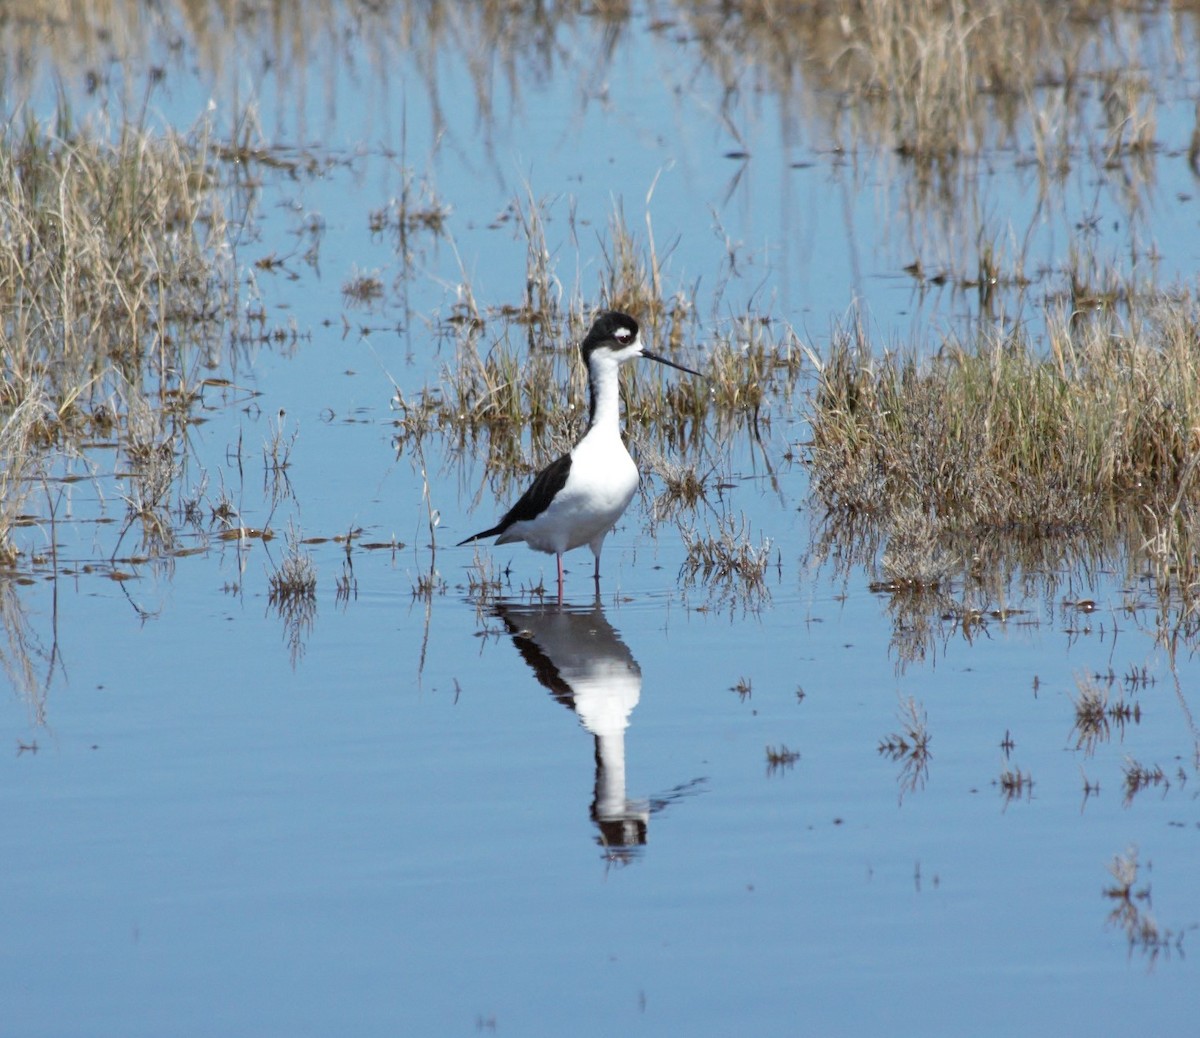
xmin=641 ymin=349 xmax=704 ymax=379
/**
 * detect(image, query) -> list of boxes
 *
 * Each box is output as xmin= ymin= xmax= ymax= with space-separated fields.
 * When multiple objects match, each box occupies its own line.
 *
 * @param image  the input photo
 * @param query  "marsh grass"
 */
xmin=878 ymin=506 xmax=955 ymax=590
xmin=680 ymin=513 xmax=772 ymax=606
xmin=808 ymin=294 xmax=1200 ymax=613
xmin=399 ymin=311 xmax=725 ymax=511
xmin=268 ymin=533 xmax=318 ymax=606
xmin=0 ymin=389 xmax=56 ymax=564
xmin=6 ymin=0 xmax=1182 ymax=331
xmin=595 ymin=198 xmax=694 ymax=340
xmin=683 ymin=0 xmax=1170 ymax=181
xmin=641 ymin=444 xmax=714 ymax=522
xmin=392 ymin=192 xmax=810 ymax=518
xmin=510 ymin=186 xmax=562 ymax=329
xmin=5 ymin=0 xmax=1166 ymax=202
xmin=0 ymin=111 xmax=233 ymax=563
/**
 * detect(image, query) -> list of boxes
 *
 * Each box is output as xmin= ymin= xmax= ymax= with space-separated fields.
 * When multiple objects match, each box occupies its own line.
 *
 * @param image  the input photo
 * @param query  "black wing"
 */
xmin=457 ymin=452 xmax=572 ymax=545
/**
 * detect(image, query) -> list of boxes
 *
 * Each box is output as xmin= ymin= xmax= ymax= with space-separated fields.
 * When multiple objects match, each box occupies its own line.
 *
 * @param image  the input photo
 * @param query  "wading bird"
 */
xmin=457 ymin=311 xmax=701 ymax=599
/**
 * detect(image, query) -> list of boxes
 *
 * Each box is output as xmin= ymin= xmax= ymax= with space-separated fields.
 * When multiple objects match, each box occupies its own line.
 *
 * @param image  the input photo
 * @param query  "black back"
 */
xmin=496 ymin=452 xmax=572 ymax=527
xmin=456 ymin=452 xmax=572 ymax=544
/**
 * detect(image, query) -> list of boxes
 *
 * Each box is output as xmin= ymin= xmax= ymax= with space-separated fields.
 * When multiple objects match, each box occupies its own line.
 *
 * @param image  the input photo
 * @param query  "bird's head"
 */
xmin=580 ymin=311 xmax=702 ymax=377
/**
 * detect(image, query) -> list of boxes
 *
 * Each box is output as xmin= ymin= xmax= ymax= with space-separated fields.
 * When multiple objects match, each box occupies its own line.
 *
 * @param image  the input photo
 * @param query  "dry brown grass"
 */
xmin=809 ymin=295 xmax=1200 ymax=531
xmin=389 ymin=188 xmax=805 ymax=507
xmin=678 ymin=0 xmax=1183 ymax=166
xmin=806 ymin=289 xmax=1200 ymax=636
xmin=680 ymin=512 xmax=773 ymax=607
xmin=0 ymin=110 xmax=233 ymax=562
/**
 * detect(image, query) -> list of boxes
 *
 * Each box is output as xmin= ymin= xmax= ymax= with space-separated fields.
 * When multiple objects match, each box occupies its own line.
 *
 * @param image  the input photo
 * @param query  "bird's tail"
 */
xmin=456 ymin=524 xmax=504 ymax=547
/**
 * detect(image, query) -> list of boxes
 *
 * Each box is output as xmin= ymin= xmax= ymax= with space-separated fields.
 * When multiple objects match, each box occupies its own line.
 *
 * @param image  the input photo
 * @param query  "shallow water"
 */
xmin=2 ymin=4 xmax=1199 ymax=1035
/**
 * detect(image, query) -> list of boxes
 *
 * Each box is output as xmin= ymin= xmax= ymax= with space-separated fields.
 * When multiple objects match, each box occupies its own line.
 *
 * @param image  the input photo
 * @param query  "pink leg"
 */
xmin=556 ymin=553 xmax=564 ymax=603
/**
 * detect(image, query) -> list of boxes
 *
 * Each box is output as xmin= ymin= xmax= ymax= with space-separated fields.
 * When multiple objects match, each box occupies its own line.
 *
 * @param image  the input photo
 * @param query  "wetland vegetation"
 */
xmin=3 ymin=1 xmax=1200 ymax=1033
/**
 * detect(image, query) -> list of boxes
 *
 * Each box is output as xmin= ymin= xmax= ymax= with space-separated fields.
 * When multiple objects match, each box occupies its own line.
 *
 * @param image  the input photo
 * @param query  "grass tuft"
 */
xmin=680 ymin=514 xmax=772 ymax=603
xmin=268 ymin=535 xmax=318 ymax=606
xmin=765 ymin=744 xmax=800 ymax=775
xmin=268 ymin=528 xmax=318 ymax=667
xmin=1104 ymin=846 xmax=1188 ymax=963
xmin=878 ymin=696 xmax=932 ymax=797
xmin=0 ymin=111 xmax=233 ymax=562
xmin=808 ymin=295 xmax=1200 ymax=613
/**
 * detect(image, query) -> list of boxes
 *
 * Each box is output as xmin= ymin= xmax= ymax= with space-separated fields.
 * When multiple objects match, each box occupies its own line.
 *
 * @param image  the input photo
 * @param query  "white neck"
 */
xmin=586 ymin=354 xmax=624 ymax=435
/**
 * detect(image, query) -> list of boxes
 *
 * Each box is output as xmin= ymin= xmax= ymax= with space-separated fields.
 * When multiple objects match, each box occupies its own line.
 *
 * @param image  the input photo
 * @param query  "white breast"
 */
xmin=506 ymin=432 xmax=638 ymax=555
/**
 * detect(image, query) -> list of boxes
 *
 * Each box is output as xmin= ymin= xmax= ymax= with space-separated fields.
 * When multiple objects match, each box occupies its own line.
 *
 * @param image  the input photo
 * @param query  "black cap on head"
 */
xmin=580 ymin=311 xmax=639 ymax=362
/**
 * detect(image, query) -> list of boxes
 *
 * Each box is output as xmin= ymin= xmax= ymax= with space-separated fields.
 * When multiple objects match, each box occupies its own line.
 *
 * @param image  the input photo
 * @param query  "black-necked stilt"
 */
xmin=457 ymin=311 xmax=701 ymax=597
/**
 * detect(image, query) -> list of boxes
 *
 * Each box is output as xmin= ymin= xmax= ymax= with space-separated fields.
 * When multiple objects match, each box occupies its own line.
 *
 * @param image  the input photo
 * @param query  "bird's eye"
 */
xmin=614 ymin=327 xmax=632 ymax=343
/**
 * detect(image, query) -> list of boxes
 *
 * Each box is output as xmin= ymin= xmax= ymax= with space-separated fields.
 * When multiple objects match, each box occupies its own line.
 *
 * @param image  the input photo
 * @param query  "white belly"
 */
xmin=502 ymin=435 xmax=638 ymax=555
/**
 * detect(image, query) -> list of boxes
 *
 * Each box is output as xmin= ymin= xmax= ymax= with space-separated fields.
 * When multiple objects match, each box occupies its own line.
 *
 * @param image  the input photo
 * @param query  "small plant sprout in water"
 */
xmin=465 ymin=550 xmax=503 ymax=604
xmin=877 ymin=696 xmax=932 ymax=799
xmin=267 ymin=528 xmax=318 ymax=667
xmin=335 ymin=559 xmax=357 ymax=606
xmin=765 ymin=744 xmax=800 ymax=776
xmin=1121 ymin=758 xmax=1169 ymax=806
xmin=341 ymin=266 xmax=385 ymax=309
xmin=261 ymin=409 xmax=300 ymax=526
xmin=1072 ymin=670 xmax=1145 ymax=758
xmin=1072 ymin=675 xmax=1110 ymax=755
xmin=411 ymin=566 xmax=447 ymax=599
xmin=268 ymin=532 xmax=318 ymax=606
xmin=209 ymin=480 xmax=239 ymax=528
xmin=367 ymin=172 xmax=449 ymax=267
xmin=998 ymin=765 xmax=1034 ymax=806
xmin=1103 ymin=847 xmax=1189 ymax=966
xmin=730 ymin=676 xmax=752 ymax=701
xmin=117 ymin=411 xmax=180 ymax=557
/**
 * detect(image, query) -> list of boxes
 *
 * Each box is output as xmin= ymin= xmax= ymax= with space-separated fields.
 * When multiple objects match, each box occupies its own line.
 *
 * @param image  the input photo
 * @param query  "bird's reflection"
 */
xmin=491 ymin=595 xmax=652 ymax=860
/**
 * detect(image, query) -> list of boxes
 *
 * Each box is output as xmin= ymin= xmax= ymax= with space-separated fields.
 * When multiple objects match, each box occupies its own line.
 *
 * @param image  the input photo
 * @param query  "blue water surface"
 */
xmin=1 ymin=4 xmax=1198 ymax=1035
